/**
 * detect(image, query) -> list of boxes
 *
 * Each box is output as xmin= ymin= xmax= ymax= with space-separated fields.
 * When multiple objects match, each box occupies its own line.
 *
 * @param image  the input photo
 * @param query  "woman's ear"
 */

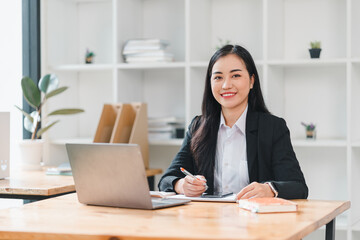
xmin=250 ymin=74 xmax=255 ymax=89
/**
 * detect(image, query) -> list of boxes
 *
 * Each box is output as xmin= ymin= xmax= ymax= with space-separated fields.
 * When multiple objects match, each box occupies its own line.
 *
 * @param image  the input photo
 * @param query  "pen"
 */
xmin=180 ymin=167 xmax=208 ymax=189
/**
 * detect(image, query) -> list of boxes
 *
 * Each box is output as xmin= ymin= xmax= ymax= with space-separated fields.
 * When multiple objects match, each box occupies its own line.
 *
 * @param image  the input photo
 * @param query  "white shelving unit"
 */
xmin=41 ymin=0 xmax=359 ymax=238
xmin=148 ymin=139 xmax=184 ymax=147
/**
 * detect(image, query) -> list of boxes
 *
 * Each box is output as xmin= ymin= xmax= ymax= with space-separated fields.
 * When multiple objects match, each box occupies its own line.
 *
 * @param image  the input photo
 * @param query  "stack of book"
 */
xmin=148 ymin=117 xmax=184 ymax=140
xmin=122 ymin=39 xmax=174 ymax=63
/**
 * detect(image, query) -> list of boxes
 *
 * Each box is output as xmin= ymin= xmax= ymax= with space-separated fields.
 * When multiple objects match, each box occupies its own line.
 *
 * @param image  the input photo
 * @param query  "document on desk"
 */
xmin=167 ymin=194 xmax=237 ymax=202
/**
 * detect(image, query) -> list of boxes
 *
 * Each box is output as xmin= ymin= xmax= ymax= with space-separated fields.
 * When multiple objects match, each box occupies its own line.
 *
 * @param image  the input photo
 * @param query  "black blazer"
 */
xmin=158 ymin=110 xmax=308 ymax=199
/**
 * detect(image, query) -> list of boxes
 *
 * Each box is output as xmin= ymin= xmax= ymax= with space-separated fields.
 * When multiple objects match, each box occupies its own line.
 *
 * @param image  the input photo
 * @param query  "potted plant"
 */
xmin=15 ymin=74 xmax=84 ymax=170
xmin=85 ymin=48 xmax=95 ymax=64
xmin=301 ymin=122 xmax=316 ymax=139
xmin=309 ymin=41 xmax=321 ymax=58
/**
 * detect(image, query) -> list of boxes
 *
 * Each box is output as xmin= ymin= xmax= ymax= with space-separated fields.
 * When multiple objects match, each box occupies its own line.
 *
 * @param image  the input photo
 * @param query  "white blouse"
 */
xmin=213 ymin=106 xmax=250 ymax=194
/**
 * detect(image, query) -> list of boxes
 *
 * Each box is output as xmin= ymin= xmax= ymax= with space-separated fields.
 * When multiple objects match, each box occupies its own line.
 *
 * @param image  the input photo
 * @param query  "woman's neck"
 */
xmin=222 ymin=105 xmax=247 ymax=128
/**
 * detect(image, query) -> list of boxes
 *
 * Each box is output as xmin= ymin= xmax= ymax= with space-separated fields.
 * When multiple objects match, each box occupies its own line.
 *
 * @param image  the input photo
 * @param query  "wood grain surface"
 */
xmin=0 ymin=168 xmax=162 ymax=196
xmin=0 ymin=193 xmax=350 ymax=240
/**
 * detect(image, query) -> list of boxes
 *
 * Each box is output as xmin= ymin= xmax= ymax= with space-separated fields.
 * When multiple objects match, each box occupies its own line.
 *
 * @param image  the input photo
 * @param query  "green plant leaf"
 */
xmin=23 ymin=111 xmax=40 ymax=133
xmin=21 ymin=76 xmax=41 ymax=109
xmin=45 ymin=86 xmax=68 ymax=99
xmin=310 ymin=41 xmax=321 ymax=49
xmin=47 ymin=108 xmax=84 ymax=116
xmin=36 ymin=120 xmax=59 ymax=138
xmin=14 ymin=105 xmax=34 ymax=123
xmin=38 ymin=74 xmax=59 ymax=94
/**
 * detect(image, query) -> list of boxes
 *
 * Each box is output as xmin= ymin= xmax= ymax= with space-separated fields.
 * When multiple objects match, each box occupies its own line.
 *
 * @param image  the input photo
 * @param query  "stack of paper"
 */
xmin=46 ymin=162 xmax=72 ymax=176
xmin=167 ymin=194 xmax=237 ymax=202
xmin=150 ymin=191 xmax=176 ymax=198
xmin=148 ymin=117 xmax=184 ymax=140
xmin=122 ymin=39 xmax=174 ymax=63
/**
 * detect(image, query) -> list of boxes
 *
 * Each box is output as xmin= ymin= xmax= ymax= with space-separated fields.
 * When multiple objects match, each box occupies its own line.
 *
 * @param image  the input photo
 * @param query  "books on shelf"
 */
xmin=122 ymin=39 xmax=174 ymax=63
xmin=148 ymin=125 xmax=174 ymax=140
xmin=148 ymin=116 xmax=185 ymax=140
xmin=148 ymin=116 xmax=184 ymax=126
xmin=238 ymin=198 xmax=297 ymax=213
xmin=123 ymin=39 xmax=169 ymax=51
xmin=125 ymin=54 xmax=174 ymax=63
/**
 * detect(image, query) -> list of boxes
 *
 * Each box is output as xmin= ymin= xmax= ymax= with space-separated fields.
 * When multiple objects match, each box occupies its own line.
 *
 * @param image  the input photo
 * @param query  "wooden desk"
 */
xmin=0 ymin=169 xmax=75 ymax=202
xmin=0 ymin=168 xmax=162 ymax=202
xmin=0 ymin=193 xmax=350 ymax=240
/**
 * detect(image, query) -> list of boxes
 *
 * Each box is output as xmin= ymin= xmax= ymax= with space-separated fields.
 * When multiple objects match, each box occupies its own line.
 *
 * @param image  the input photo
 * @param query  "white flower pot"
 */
xmin=19 ymin=139 xmax=44 ymax=171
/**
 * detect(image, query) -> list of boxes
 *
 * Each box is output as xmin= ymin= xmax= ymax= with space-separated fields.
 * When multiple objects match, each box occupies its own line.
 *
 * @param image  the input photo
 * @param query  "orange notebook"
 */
xmin=238 ymin=197 xmax=297 ymax=213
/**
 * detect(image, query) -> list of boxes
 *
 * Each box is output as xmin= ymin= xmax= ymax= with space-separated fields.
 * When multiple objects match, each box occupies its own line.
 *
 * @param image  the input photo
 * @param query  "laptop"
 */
xmin=66 ymin=143 xmax=190 ymax=209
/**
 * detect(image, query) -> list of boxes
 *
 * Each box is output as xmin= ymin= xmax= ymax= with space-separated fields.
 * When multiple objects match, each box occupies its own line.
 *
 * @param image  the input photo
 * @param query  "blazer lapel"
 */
xmin=246 ymin=110 xmax=259 ymax=182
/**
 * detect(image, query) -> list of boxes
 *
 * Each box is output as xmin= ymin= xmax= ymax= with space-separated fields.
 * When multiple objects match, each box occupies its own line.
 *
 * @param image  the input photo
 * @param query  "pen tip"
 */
xmin=180 ymin=167 xmax=184 ymax=171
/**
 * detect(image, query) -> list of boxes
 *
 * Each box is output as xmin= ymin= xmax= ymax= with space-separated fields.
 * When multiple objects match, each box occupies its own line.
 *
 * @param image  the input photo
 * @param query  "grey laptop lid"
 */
xmin=66 ymin=143 xmax=189 ymax=210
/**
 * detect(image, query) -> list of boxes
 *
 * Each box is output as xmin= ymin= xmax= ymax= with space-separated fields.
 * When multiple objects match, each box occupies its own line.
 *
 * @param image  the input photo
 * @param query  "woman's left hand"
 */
xmin=236 ymin=182 xmax=274 ymax=200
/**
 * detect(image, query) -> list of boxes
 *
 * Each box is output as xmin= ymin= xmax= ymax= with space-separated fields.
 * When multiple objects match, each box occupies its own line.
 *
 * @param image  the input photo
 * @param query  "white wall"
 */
xmin=0 ymin=0 xmax=23 ymax=208
xmin=0 ymin=0 xmax=23 ymax=168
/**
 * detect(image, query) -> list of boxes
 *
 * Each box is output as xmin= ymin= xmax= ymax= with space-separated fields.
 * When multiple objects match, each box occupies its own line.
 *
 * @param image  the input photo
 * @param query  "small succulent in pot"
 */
xmin=301 ymin=122 xmax=316 ymax=139
xmin=309 ymin=41 xmax=322 ymax=58
xmin=85 ymin=49 xmax=95 ymax=64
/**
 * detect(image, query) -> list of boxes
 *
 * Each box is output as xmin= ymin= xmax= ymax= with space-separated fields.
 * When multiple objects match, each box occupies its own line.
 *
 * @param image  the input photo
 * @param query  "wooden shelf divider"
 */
xmin=93 ymin=103 xmax=149 ymax=169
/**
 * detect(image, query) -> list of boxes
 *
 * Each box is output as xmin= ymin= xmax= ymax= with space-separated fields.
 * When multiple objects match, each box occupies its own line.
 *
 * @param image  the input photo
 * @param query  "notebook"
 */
xmin=66 ymin=143 xmax=190 ymax=209
xmin=167 ymin=193 xmax=237 ymax=202
xmin=238 ymin=197 xmax=297 ymax=213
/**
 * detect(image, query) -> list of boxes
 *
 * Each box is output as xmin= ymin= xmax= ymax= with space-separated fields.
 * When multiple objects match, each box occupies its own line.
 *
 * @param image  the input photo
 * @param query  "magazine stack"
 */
xmin=122 ymin=39 xmax=174 ymax=63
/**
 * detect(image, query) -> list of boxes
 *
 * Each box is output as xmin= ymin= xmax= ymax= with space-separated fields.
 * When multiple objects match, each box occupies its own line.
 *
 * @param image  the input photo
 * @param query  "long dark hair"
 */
xmin=190 ymin=45 xmax=269 ymax=180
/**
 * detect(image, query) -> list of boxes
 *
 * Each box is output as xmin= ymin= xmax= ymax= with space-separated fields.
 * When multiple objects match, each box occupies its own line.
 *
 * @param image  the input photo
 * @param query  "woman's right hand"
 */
xmin=174 ymin=175 xmax=207 ymax=197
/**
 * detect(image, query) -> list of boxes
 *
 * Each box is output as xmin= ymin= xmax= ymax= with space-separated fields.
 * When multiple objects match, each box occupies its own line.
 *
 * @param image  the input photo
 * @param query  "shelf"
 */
xmin=292 ymin=139 xmax=347 ymax=147
xmin=189 ymin=60 xmax=264 ymax=68
xmin=51 ymin=138 xmax=184 ymax=147
xmin=267 ymin=58 xmax=348 ymax=67
xmin=51 ymin=138 xmax=347 ymax=148
xmin=49 ymin=63 xmax=188 ymax=71
xmin=190 ymin=62 xmax=208 ymax=68
xmin=267 ymin=58 xmax=347 ymax=67
xmin=48 ymin=60 xmax=353 ymax=72
xmin=75 ymin=0 xmax=109 ymax=3
xmin=149 ymin=138 xmax=183 ymax=146
xmin=50 ymin=138 xmax=93 ymax=145
xmin=117 ymin=62 xmax=186 ymax=70
xmin=49 ymin=64 xmax=113 ymax=72
xmin=352 ymin=218 xmax=360 ymax=231
xmin=352 ymin=141 xmax=360 ymax=147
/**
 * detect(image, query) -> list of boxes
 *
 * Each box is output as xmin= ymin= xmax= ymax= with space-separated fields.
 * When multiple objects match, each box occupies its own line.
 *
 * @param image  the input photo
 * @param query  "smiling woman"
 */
xmin=158 ymin=45 xmax=308 ymax=200
xmin=210 ymin=54 xmax=254 ymax=127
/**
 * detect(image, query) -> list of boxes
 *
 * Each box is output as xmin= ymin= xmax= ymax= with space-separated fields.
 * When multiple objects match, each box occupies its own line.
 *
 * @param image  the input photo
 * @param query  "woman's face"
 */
xmin=210 ymin=54 xmax=254 ymax=113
